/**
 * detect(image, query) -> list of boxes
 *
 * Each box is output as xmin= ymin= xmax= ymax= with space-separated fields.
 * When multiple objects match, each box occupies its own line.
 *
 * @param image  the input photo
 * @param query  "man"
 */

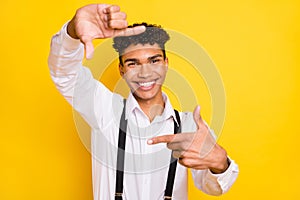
xmin=48 ymin=4 xmax=238 ymax=200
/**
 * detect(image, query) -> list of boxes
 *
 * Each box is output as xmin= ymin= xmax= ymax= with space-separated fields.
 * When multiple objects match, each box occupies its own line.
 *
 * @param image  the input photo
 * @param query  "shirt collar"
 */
xmin=125 ymin=92 xmax=179 ymax=126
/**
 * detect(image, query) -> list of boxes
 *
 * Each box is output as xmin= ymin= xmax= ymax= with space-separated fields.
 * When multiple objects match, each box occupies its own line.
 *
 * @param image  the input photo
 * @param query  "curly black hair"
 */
xmin=112 ymin=22 xmax=170 ymax=65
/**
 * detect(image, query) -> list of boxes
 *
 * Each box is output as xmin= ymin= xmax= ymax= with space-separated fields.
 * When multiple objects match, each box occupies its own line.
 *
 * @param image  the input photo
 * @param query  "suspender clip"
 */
xmin=115 ymin=192 xmax=123 ymax=197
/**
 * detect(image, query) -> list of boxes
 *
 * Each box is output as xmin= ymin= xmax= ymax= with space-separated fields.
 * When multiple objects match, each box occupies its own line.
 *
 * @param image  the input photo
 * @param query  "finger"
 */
xmin=178 ymin=158 xmax=198 ymax=168
xmin=108 ymin=20 xmax=128 ymax=29
xmin=115 ymin=26 xmax=146 ymax=37
xmin=103 ymin=5 xmax=120 ymax=14
xmin=193 ymin=105 xmax=203 ymax=129
xmin=147 ymin=134 xmax=175 ymax=145
xmin=80 ymin=35 xmax=94 ymax=59
xmin=97 ymin=4 xmax=110 ymax=22
xmin=107 ymin=12 xmax=127 ymax=21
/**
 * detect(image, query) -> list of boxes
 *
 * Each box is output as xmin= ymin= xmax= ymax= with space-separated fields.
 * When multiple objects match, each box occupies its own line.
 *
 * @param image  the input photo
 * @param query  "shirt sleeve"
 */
xmin=47 ymin=22 xmax=119 ymax=129
xmin=191 ymin=157 xmax=239 ymax=196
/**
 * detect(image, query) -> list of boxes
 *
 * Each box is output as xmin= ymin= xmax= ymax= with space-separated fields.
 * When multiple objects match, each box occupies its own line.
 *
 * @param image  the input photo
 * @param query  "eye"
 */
xmin=127 ymin=62 xmax=138 ymax=67
xmin=150 ymin=58 xmax=162 ymax=64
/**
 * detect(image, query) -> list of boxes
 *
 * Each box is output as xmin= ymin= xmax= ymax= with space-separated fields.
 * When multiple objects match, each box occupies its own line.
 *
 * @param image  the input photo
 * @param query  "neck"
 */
xmin=134 ymin=93 xmax=165 ymax=122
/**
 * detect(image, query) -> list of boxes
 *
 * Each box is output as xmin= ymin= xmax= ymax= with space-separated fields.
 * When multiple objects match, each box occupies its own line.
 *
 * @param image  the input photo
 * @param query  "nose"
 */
xmin=138 ymin=64 xmax=152 ymax=78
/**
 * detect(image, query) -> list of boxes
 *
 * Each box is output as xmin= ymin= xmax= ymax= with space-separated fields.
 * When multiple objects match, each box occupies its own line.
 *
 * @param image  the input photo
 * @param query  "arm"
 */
xmin=48 ymin=4 xmax=145 ymax=128
xmin=148 ymin=106 xmax=239 ymax=195
xmin=48 ymin=23 xmax=103 ymax=128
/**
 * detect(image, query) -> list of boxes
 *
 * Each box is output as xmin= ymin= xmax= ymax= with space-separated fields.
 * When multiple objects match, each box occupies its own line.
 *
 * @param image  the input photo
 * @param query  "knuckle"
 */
xmin=172 ymin=151 xmax=180 ymax=158
xmin=172 ymin=152 xmax=177 ymax=158
xmin=166 ymin=143 xmax=172 ymax=149
xmin=75 ymin=7 xmax=83 ymax=14
xmin=182 ymin=159 xmax=193 ymax=168
xmin=167 ymin=143 xmax=170 ymax=149
xmin=107 ymin=13 xmax=113 ymax=20
xmin=108 ymin=20 xmax=114 ymax=28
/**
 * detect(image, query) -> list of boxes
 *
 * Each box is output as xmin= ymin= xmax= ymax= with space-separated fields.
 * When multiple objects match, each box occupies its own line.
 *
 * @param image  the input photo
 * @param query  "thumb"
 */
xmin=193 ymin=105 xmax=203 ymax=129
xmin=84 ymin=40 xmax=94 ymax=59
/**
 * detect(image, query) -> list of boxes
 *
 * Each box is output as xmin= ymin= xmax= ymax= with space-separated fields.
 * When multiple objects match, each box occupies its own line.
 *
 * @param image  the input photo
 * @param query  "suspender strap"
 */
xmin=164 ymin=110 xmax=181 ymax=200
xmin=115 ymin=99 xmax=127 ymax=200
xmin=115 ymin=100 xmax=181 ymax=200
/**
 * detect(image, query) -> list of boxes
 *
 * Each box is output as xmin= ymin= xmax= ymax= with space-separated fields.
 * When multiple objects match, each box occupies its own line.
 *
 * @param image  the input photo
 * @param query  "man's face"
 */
xmin=119 ymin=43 xmax=168 ymax=102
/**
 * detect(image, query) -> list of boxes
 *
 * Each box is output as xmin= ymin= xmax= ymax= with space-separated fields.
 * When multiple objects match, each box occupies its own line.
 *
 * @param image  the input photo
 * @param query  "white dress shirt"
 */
xmin=48 ymin=23 xmax=239 ymax=200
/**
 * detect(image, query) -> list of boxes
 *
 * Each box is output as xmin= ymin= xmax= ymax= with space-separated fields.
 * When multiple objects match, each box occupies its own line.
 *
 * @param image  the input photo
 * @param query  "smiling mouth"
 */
xmin=135 ymin=80 xmax=156 ymax=90
xmin=138 ymin=81 xmax=155 ymax=87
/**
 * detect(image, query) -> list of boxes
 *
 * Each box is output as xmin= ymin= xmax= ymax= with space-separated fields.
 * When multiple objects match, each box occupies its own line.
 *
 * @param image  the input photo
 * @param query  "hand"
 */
xmin=67 ymin=4 xmax=146 ymax=59
xmin=148 ymin=106 xmax=229 ymax=174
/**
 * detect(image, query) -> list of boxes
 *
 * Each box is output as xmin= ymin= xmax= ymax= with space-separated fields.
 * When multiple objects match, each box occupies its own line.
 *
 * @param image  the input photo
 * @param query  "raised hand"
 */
xmin=148 ymin=106 xmax=229 ymax=174
xmin=67 ymin=4 xmax=146 ymax=59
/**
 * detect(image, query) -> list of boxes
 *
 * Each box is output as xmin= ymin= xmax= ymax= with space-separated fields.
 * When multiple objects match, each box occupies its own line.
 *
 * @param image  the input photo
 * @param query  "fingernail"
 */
xmin=86 ymin=52 xmax=93 ymax=60
xmin=147 ymin=139 xmax=153 ymax=145
xmin=137 ymin=26 xmax=146 ymax=33
xmin=86 ymin=53 xmax=92 ymax=60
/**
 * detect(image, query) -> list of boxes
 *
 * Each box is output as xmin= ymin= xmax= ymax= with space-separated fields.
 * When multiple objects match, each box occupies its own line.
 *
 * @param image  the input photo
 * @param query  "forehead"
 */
xmin=121 ymin=43 xmax=163 ymax=59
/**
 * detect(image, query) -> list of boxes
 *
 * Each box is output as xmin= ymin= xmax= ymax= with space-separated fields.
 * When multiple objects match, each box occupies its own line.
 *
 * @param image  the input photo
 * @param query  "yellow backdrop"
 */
xmin=0 ymin=0 xmax=299 ymax=199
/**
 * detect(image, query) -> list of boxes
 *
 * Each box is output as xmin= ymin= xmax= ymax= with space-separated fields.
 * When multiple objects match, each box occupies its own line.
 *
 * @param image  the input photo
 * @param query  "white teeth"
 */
xmin=138 ymin=81 xmax=155 ymax=87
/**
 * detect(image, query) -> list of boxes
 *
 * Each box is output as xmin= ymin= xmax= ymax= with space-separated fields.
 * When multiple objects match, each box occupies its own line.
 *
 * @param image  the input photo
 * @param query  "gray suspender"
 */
xmin=115 ymin=99 xmax=181 ymax=200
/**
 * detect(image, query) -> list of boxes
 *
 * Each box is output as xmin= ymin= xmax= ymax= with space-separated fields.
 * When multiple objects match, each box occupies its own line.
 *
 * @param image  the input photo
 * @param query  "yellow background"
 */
xmin=0 ymin=0 xmax=299 ymax=199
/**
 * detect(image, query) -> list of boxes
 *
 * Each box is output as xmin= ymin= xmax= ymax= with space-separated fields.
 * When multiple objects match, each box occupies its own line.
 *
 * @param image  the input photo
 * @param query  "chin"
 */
xmin=133 ymin=89 xmax=160 ymax=101
xmin=134 ymin=93 xmax=155 ymax=101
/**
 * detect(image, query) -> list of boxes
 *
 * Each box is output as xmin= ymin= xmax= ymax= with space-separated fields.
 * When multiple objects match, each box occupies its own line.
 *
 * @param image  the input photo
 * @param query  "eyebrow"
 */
xmin=123 ymin=54 xmax=163 ymax=64
xmin=124 ymin=58 xmax=139 ymax=64
xmin=148 ymin=54 xmax=163 ymax=61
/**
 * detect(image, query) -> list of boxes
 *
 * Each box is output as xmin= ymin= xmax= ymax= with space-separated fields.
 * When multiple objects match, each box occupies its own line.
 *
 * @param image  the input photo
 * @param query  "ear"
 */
xmin=119 ymin=63 xmax=124 ymax=77
xmin=165 ymin=57 xmax=169 ymax=69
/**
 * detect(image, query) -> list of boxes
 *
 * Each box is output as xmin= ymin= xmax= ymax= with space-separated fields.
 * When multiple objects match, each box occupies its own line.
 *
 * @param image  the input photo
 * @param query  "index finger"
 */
xmin=148 ymin=134 xmax=176 ymax=145
xmin=115 ymin=26 xmax=146 ymax=37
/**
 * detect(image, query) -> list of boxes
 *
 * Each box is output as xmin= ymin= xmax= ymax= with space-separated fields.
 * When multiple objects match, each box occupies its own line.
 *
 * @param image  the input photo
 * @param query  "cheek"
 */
xmin=122 ymin=68 xmax=138 ymax=81
xmin=154 ymin=65 xmax=167 ymax=77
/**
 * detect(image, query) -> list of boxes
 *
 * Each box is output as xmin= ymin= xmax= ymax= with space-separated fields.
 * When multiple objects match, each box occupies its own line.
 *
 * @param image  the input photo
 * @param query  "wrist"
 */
xmin=209 ymin=157 xmax=230 ymax=174
xmin=208 ymin=146 xmax=230 ymax=174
